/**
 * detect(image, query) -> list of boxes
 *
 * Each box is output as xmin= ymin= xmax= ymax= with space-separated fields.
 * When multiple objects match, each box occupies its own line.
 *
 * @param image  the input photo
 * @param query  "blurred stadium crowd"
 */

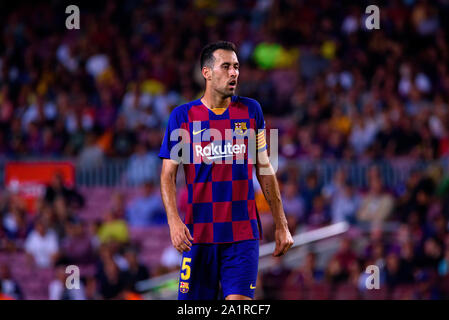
xmin=1 ymin=0 xmax=449 ymax=299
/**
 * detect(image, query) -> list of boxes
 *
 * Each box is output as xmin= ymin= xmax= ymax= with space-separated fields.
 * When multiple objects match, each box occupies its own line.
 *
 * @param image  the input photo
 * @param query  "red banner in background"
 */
xmin=4 ymin=162 xmax=75 ymax=214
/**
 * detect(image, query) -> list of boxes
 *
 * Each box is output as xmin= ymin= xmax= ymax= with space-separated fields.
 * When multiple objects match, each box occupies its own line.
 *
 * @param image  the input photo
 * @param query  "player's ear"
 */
xmin=202 ymin=66 xmax=212 ymax=81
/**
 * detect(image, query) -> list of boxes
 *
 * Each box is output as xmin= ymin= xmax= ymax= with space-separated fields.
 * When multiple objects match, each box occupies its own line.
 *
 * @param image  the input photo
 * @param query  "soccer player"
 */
xmin=159 ymin=41 xmax=294 ymax=300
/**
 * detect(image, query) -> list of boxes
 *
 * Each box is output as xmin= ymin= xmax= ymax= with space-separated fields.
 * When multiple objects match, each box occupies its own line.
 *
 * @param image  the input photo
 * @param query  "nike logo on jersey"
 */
xmin=192 ymin=128 xmax=207 ymax=135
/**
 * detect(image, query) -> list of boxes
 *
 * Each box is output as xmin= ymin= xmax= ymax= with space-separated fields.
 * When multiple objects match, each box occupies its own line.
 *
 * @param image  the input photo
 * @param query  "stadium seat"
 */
xmin=438 ymin=275 xmax=449 ymax=299
xmin=79 ymin=264 xmax=97 ymax=278
xmin=280 ymin=282 xmax=306 ymax=300
xmin=333 ymin=283 xmax=360 ymax=300
xmin=305 ymin=282 xmax=331 ymax=300
xmin=361 ymin=287 xmax=389 ymax=300
xmin=392 ymin=285 xmax=416 ymax=300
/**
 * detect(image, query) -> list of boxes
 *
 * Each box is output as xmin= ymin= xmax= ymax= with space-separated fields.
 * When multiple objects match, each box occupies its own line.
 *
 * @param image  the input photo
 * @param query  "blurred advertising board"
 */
xmin=4 ymin=162 xmax=75 ymax=214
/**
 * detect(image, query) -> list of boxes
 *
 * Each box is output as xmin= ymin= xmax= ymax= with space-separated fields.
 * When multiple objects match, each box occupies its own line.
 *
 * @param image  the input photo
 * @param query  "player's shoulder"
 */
xmin=168 ymin=99 xmax=200 ymax=121
xmin=235 ymin=95 xmax=260 ymax=108
xmin=169 ymin=102 xmax=189 ymax=117
xmin=235 ymin=96 xmax=263 ymax=115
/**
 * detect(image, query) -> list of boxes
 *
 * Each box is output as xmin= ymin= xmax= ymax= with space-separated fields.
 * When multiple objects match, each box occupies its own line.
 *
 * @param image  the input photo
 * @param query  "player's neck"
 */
xmin=201 ymin=91 xmax=232 ymax=110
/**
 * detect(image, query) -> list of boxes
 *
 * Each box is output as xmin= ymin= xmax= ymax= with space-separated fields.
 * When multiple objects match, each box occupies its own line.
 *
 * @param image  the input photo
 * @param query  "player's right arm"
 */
xmin=160 ymin=158 xmax=193 ymax=253
xmin=159 ymin=105 xmax=193 ymax=253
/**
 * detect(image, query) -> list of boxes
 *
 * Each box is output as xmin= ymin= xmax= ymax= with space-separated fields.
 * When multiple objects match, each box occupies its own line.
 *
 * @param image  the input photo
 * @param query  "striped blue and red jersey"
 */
xmin=159 ymin=95 xmax=267 ymax=244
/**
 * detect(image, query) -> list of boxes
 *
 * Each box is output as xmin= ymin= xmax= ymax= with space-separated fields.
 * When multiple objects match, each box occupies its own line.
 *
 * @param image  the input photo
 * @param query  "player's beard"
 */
xmin=215 ymin=84 xmax=236 ymax=98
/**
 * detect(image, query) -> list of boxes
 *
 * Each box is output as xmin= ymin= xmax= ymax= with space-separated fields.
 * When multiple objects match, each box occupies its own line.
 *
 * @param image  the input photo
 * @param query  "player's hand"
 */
xmin=273 ymin=225 xmax=294 ymax=257
xmin=168 ymin=218 xmax=194 ymax=253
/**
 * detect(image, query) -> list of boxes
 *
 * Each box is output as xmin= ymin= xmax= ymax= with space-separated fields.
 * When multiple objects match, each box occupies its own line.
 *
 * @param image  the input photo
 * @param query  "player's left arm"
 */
xmin=255 ymin=148 xmax=294 ymax=257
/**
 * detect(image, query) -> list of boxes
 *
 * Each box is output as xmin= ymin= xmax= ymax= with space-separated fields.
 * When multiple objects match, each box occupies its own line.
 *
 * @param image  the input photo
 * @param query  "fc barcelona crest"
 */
xmin=180 ymin=281 xmax=189 ymax=293
xmin=234 ymin=122 xmax=247 ymax=135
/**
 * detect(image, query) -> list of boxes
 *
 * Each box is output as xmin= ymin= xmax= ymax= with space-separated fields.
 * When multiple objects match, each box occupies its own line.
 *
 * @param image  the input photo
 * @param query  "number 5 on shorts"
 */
xmin=180 ymin=257 xmax=192 ymax=280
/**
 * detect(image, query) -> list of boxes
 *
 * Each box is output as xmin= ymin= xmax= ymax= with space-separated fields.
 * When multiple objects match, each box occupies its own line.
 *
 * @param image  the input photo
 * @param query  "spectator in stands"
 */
xmin=414 ymin=270 xmax=441 ymax=300
xmin=95 ymin=242 xmax=129 ymax=278
xmin=357 ymin=173 xmax=394 ymax=227
xmin=438 ymin=246 xmax=449 ymax=276
xmin=97 ymin=211 xmax=129 ymax=245
xmin=395 ymin=169 xmax=423 ymax=222
xmin=49 ymin=265 xmax=86 ymax=300
xmin=401 ymin=172 xmax=436 ymax=225
xmin=349 ymin=114 xmax=379 ymax=155
xmin=120 ymin=84 xmax=153 ymax=130
xmin=371 ymin=242 xmax=387 ymax=276
xmin=97 ymin=258 xmax=128 ymax=299
xmin=325 ymin=256 xmax=347 ymax=285
xmin=399 ymin=240 xmax=417 ymax=283
xmin=1 ymin=196 xmax=30 ymax=246
xmin=109 ymin=115 xmax=137 ymax=158
xmin=358 ymin=258 xmax=377 ymax=292
xmin=125 ymin=181 xmax=165 ymax=227
xmin=307 ymin=195 xmax=330 ymax=228
xmin=24 ymin=219 xmax=59 ymax=268
xmin=58 ymin=219 xmax=95 ymax=265
xmin=122 ymin=247 xmax=150 ymax=293
xmin=44 ymin=172 xmax=85 ymax=209
xmin=0 ymin=264 xmax=23 ymax=299
xmin=385 ymin=251 xmax=407 ymax=289
xmin=0 ymin=281 xmax=14 ymax=300
xmin=109 ymin=192 xmax=126 ymax=220
xmin=261 ymin=257 xmax=290 ymax=300
xmin=287 ymin=251 xmax=324 ymax=288
xmin=334 ymin=237 xmax=358 ymax=274
xmin=125 ymin=143 xmax=160 ymax=186
xmin=363 ymin=228 xmax=388 ymax=270
xmin=417 ymin=237 xmax=444 ymax=270
xmin=428 ymin=214 xmax=447 ymax=245
xmin=347 ymin=259 xmax=362 ymax=287
xmin=281 ymin=180 xmax=305 ymax=226
xmin=301 ymin=171 xmax=322 ymax=219
xmin=87 ymin=219 xmax=102 ymax=251
xmin=77 ymin=132 xmax=105 ymax=168
xmin=84 ymin=276 xmax=102 ymax=300
xmin=158 ymin=246 xmax=182 ymax=276
xmin=329 ymin=181 xmax=360 ymax=224
xmin=51 ymin=197 xmax=75 ymax=240
xmin=322 ymin=168 xmax=347 ymax=200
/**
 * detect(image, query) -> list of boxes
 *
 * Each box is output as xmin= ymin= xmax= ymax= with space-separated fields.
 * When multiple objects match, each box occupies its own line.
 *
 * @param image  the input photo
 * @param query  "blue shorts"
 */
xmin=178 ymin=239 xmax=259 ymax=300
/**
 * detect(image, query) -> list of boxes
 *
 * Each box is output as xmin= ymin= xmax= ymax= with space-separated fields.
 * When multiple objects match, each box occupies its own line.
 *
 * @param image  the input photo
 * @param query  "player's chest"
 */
xmin=186 ymin=118 xmax=256 ymax=141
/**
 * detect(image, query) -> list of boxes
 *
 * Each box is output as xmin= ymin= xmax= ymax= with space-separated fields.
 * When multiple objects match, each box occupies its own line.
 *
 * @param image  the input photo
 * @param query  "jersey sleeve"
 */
xmin=158 ymin=107 xmax=187 ymax=162
xmin=254 ymin=101 xmax=267 ymax=152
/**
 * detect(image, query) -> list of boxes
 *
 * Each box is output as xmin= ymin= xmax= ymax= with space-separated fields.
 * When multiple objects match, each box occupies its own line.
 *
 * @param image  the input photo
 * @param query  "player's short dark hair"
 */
xmin=200 ymin=41 xmax=237 ymax=69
